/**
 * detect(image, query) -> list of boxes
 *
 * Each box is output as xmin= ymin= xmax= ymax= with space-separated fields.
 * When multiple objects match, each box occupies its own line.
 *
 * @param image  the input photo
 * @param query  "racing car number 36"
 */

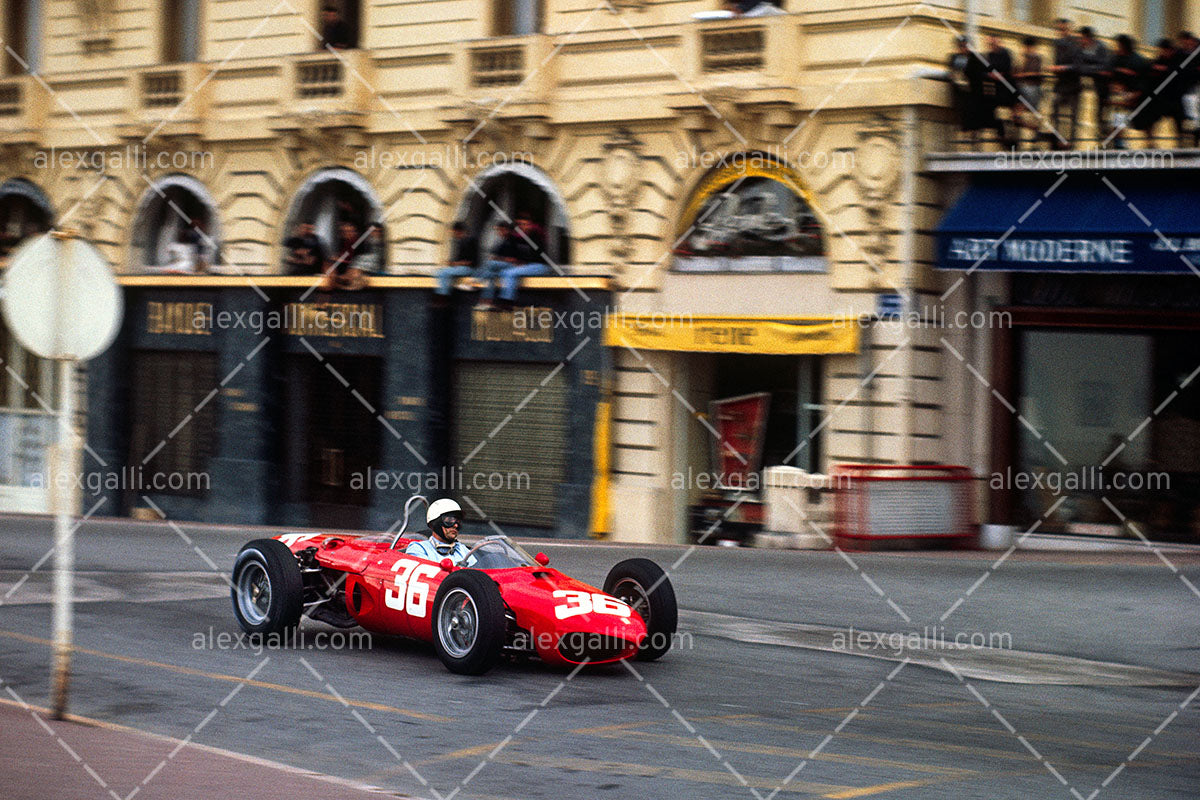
xmin=553 ymin=590 xmax=632 ymax=620
xmin=384 ymin=558 xmax=440 ymax=617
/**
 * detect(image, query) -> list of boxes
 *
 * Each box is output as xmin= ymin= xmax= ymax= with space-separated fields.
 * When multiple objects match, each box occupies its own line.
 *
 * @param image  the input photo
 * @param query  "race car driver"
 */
xmin=405 ymin=498 xmax=474 ymax=565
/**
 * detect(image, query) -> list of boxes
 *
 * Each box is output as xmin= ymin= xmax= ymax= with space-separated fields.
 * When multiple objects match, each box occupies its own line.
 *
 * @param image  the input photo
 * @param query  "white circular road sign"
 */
xmin=2 ymin=233 xmax=123 ymax=361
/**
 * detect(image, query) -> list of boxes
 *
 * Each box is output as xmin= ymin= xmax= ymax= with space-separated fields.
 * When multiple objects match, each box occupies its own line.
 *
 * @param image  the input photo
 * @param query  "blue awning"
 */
xmin=936 ymin=173 xmax=1200 ymax=274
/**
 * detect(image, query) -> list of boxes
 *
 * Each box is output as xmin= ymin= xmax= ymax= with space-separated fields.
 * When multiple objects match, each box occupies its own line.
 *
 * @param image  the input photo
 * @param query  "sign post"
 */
xmin=1 ymin=230 xmax=123 ymax=719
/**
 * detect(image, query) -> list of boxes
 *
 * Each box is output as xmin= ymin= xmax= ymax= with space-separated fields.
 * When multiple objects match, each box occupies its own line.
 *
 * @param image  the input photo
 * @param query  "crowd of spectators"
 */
xmin=434 ymin=212 xmax=552 ymax=310
xmin=948 ymin=22 xmax=1200 ymax=149
xmin=283 ymin=214 xmax=383 ymax=291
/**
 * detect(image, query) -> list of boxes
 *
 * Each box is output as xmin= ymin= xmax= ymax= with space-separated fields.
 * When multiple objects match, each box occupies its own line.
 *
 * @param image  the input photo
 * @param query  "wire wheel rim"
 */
xmin=611 ymin=578 xmax=651 ymax=626
xmin=237 ymin=560 xmax=271 ymax=625
xmin=438 ymin=588 xmax=479 ymax=658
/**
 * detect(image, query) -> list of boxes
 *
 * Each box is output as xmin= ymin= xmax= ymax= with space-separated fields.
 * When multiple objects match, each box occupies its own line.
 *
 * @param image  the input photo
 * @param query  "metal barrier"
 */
xmin=833 ymin=464 xmax=976 ymax=550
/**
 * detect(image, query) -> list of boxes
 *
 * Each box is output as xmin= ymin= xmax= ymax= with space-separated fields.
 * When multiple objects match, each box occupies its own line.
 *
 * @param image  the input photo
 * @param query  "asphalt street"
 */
xmin=1 ymin=515 xmax=1198 ymax=799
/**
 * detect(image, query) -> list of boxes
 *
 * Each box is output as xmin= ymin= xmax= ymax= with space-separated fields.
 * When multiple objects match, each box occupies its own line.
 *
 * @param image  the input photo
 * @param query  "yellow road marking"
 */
xmin=581 ymin=729 xmax=975 ymax=776
xmin=0 ymin=628 xmax=451 ymax=723
xmin=823 ymin=778 xmax=946 ymax=798
xmin=492 ymin=751 xmax=855 ymax=795
xmin=813 ymin=709 xmax=1196 ymax=761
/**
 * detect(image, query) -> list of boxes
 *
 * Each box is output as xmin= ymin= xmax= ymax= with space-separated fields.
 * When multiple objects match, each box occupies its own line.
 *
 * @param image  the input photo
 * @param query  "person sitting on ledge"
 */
xmin=283 ymin=221 xmax=325 ymax=275
xmin=433 ymin=221 xmax=481 ymax=302
xmin=321 ymin=220 xmax=369 ymax=291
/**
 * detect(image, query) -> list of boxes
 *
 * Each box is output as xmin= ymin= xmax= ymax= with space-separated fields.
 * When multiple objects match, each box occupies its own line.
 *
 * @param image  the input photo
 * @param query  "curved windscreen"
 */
xmin=464 ymin=536 xmax=537 ymax=570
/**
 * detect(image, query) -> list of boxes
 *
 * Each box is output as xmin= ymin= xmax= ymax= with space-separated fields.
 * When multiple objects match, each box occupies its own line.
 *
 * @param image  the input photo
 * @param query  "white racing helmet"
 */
xmin=426 ymin=498 xmax=462 ymax=528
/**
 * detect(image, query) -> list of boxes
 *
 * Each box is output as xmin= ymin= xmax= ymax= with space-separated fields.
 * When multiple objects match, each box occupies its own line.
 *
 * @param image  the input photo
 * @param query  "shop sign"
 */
xmin=470 ymin=307 xmax=553 ymax=343
xmin=606 ymin=316 xmax=858 ymax=355
xmin=283 ymin=303 xmax=383 ymax=338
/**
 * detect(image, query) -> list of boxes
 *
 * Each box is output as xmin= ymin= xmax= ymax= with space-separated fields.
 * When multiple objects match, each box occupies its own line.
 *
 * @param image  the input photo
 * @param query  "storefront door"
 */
xmin=284 ymin=354 xmax=381 ymax=529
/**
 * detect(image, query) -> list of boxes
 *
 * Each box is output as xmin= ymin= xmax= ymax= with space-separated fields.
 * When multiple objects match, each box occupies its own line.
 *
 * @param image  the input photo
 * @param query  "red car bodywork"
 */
xmin=275 ymin=532 xmax=647 ymax=665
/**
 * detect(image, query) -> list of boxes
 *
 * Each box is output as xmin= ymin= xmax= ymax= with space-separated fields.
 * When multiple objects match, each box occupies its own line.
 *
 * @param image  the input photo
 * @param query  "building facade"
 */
xmin=1 ymin=0 xmax=1197 ymax=541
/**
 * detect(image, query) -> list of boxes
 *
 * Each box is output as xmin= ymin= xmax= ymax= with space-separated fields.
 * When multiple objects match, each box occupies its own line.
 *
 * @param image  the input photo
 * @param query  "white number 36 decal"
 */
xmin=384 ymin=559 xmax=440 ymax=618
xmin=553 ymin=590 xmax=631 ymax=620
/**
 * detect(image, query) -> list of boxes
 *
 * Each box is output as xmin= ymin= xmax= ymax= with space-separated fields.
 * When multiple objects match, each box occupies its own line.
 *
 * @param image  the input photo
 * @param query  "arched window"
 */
xmin=281 ymin=167 xmax=383 ymax=275
xmin=0 ymin=178 xmax=52 ymax=258
xmin=456 ymin=164 xmax=570 ymax=268
xmin=674 ymin=156 xmax=825 ymax=273
xmin=130 ymin=175 xmax=220 ymax=273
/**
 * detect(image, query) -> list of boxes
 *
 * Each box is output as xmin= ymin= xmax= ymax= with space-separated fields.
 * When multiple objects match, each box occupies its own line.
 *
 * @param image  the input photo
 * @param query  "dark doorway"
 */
xmin=284 ymin=353 xmax=381 ymax=529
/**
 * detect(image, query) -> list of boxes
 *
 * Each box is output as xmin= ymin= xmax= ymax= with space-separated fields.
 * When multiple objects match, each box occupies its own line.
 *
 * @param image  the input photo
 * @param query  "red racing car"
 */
xmin=230 ymin=503 xmax=678 ymax=675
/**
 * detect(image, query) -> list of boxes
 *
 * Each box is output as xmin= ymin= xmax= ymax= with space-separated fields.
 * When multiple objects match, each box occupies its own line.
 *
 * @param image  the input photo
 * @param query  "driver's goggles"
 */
xmin=440 ymin=515 xmax=461 ymax=527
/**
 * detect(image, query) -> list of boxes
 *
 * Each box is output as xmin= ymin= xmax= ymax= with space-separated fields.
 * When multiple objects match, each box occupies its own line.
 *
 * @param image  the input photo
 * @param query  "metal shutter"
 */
xmin=453 ymin=361 xmax=567 ymax=527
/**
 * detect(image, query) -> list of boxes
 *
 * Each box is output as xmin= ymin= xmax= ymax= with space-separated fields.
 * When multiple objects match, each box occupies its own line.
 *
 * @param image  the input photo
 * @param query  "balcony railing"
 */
xmin=470 ymin=46 xmax=526 ymax=88
xmin=945 ymin=80 xmax=1200 ymax=153
xmin=0 ymin=81 xmax=21 ymax=117
xmin=141 ymin=70 xmax=184 ymax=108
xmin=701 ymin=26 xmax=766 ymax=73
xmin=297 ymin=59 xmax=344 ymax=98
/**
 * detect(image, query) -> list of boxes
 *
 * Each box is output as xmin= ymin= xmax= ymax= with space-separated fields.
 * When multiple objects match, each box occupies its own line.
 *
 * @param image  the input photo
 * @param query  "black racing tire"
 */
xmin=231 ymin=539 xmax=304 ymax=635
xmin=604 ymin=558 xmax=677 ymax=661
xmin=431 ymin=570 xmax=507 ymax=675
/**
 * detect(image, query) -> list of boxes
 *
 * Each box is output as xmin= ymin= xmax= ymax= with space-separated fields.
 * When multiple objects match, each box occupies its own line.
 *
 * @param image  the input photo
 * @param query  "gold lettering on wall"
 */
xmin=471 ymin=307 xmax=553 ymax=343
xmin=284 ymin=303 xmax=384 ymax=338
xmin=147 ymin=302 xmax=213 ymax=335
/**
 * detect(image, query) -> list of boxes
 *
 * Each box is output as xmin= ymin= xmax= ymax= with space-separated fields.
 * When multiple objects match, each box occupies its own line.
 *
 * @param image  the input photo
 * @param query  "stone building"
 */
xmin=0 ymin=0 xmax=1196 ymax=542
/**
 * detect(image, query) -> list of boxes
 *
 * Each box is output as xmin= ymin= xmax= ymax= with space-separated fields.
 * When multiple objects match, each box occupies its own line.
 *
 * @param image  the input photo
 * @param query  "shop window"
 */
xmin=131 ymin=176 xmax=219 ymax=273
xmin=493 ymin=0 xmax=541 ymax=36
xmin=318 ymin=0 xmax=360 ymax=50
xmin=452 ymin=361 xmax=567 ymax=527
xmin=3 ymin=0 xmax=41 ymax=75
xmin=0 ymin=180 xmax=53 ymax=258
xmin=0 ymin=325 xmax=56 ymax=491
xmin=711 ymin=354 xmax=822 ymax=472
xmin=674 ymin=156 xmax=826 ymax=273
xmin=161 ymin=0 xmax=200 ymax=63
xmin=128 ymin=351 xmax=217 ymax=495
xmin=281 ymin=168 xmax=384 ymax=276
xmin=456 ymin=165 xmax=570 ymax=268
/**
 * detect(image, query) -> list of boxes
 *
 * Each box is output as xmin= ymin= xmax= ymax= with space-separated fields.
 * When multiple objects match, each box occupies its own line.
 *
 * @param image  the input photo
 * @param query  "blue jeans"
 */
xmin=496 ymin=261 xmax=551 ymax=301
xmin=435 ymin=265 xmax=476 ymax=295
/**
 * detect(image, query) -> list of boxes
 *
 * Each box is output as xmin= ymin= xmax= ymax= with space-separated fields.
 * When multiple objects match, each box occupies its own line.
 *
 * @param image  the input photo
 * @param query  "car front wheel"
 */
xmin=604 ymin=558 xmax=678 ymax=661
xmin=231 ymin=539 xmax=304 ymax=635
xmin=430 ymin=570 xmax=506 ymax=675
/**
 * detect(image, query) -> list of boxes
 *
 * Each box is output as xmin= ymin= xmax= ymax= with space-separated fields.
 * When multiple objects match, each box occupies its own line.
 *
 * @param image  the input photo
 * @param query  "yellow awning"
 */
xmin=605 ymin=315 xmax=859 ymax=355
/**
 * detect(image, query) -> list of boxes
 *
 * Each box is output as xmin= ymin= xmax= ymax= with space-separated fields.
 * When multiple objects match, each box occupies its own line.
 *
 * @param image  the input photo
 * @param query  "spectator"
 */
xmin=1147 ymin=38 xmax=1189 ymax=147
xmin=163 ymin=224 xmax=200 ymax=274
xmin=321 ymin=220 xmax=368 ymax=291
xmin=356 ymin=221 xmax=385 ymax=273
xmin=1076 ymin=27 xmax=1112 ymax=142
xmin=320 ymin=5 xmax=354 ymax=50
xmin=947 ymin=36 xmax=997 ymax=146
xmin=1108 ymin=34 xmax=1149 ymax=148
xmin=283 ymin=221 xmax=325 ymax=275
xmin=473 ymin=221 xmax=517 ymax=310
xmin=984 ymin=34 xmax=1016 ymax=147
xmin=1049 ymin=18 xmax=1081 ymax=148
xmin=1177 ymin=31 xmax=1200 ymax=145
xmin=434 ymin=221 xmax=482 ymax=300
xmin=474 ymin=214 xmax=549 ymax=310
xmin=1012 ymin=36 xmax=1046 ymax=148
xmin=498 ymin=212 xmax=551 ymax=305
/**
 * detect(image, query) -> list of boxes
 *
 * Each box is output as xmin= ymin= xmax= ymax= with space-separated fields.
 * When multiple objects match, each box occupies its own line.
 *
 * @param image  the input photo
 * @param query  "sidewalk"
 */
xmin=0 ymin=697 xmax=409 ymax=800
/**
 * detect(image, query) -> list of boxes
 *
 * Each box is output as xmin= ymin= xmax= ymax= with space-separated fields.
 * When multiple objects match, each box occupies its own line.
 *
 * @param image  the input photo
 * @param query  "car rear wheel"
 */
xmin=231 ymin=539 xmax=304 ymax=635
xmin=604 ymin=558 xmax=677 ymax=661
xmin=431 ymin=570 xmax=506 ymax=675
